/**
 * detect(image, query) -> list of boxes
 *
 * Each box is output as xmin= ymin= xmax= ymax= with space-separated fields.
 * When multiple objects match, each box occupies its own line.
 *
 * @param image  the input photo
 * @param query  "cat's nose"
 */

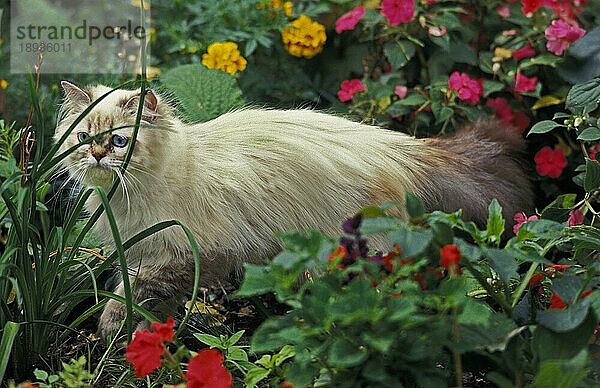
xmin=91 ymin=145 xmax=107 ymax=162
xmin=92 ymin=153 xmax=105 ymax=162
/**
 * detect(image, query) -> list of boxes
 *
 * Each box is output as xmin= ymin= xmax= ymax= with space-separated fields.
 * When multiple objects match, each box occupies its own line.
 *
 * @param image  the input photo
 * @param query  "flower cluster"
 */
xmin=513 ymin=73 xmax=539 ymax=93
xmin=281 ymin=15 xmax=326 ymax=58
xmin=201 ymin=42 xmax=247 ymax=75
xmin=337 ymin=79 xmax=366 ymax=102
xmin=125 ymin=318 xmax=232 ymax=386
xmin=381 ymin=0 xmax=415 ymax=26
xmin=448 ymin=72 xmax=483 ymax=104
xmin=534 ymin=146 xmax=568 ymax=178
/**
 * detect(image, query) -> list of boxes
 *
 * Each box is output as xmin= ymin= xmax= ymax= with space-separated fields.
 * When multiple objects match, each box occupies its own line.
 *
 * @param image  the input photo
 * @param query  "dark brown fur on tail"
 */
xmin=421 ymin=120 xmax=533 ymax=226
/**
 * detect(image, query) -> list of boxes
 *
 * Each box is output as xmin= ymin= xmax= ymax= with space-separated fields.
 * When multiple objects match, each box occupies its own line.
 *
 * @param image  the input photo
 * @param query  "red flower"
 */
xmin=336 ymin=6 xmax=366 ymax=34
xmin=549 ymin=293 xmax=567 ymax=309
xmin=543 ymin=0 xmax=587 ymax=21
xmin=545 ymin=19 xmax=585 ymax=55
xmin=448 ymin=72 xmax=483 ymax=104
xmin=185 ymin=349 xmax=233 ymax=388
xmin=337 ymin=79 xmax=366 ymax=102
xmin=568 ymin=208 xmax=584 ymax=226
xmin=546 ymin=263 xmax=572 ymax=272
xmin=521 ymin=0 xmax=542 ymax=14
xmin=512 ymin=43 xmax=536 ymax=60
xmin=380 ymin=0 xmax=415 ymax=26
xmin=534 ymin=146 xmax=567 ymax=178
xmin=513 ymin=212 xmax=539 ymax=234
xmin=589 ymin=144 xmax=600 ymax=161
xmin=514 ymin=73 xmax=538 ymax=93
xmin=439 ymin=244 xmax=461 ymax=274
xmin=125 ymin=317 xmax=175 ymax=377
xmin=485 ymin=97 xmax=530 ymax=133
xmin=529 ymin=273 xmax=544 ymax=288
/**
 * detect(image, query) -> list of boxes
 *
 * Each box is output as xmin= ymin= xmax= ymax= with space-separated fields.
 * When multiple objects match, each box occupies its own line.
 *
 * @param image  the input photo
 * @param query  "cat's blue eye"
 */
xmin=111 ymin=134 xmax=128 ymax=148
xmin=77 ymin=132 xmax=90 ymax=142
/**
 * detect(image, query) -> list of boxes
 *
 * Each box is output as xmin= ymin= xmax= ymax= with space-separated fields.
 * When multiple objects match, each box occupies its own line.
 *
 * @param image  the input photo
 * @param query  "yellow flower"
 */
xmin=282 ymin=15 xmax=326 ymax=59
xmin=283 ymin=1 xmax=293 ymax=16
xmin=493 ymin=47 xmax=512 ymax=62
xmin=202 ymin=42 xmax=247 ymax=75
xmin=0 ymin=79 xmax=7 ymax=89
xmin=131 ymin=0 xmax=150 ymax=10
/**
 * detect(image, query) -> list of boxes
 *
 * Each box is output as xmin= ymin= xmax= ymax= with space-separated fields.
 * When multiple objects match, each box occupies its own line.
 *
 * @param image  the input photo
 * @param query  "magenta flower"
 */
xmin=337 ymin=79 xmax=366 ymax=102
xmin=335 ymin=6 xmax=366 ymax=34
xmin=381 ymin=0 xmax=415 ymax=26
xmin=514 ymin=73 xmax=538 ymax=93
xmin=568 ymin=208 xmax=584 ymax=226
xmin=512 ymin=43 xmax=536 ymax=60
xmin=448 ymin=71 xmax=483 ymax=104
xmin=545 ymin=19 xmax=585 ymax=55
xmin=513 ymin=212 xmax=539 ymax=234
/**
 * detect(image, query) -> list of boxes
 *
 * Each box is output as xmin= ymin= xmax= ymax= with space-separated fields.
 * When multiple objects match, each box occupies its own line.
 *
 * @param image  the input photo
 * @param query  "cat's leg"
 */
xmin=97 ymin=261 xmax=194 ymax=340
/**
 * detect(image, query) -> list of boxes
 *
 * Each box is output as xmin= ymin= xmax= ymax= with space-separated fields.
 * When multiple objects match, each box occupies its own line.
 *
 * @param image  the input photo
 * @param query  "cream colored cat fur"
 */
xmin=55 ymin=82 xmax=533 ymax=338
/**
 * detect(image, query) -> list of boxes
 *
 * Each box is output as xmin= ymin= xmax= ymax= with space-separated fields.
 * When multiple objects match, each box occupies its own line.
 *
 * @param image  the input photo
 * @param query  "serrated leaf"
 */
xmin=566 ymin=77 xmax=600 ymax=112
xmin=384 ymin=40 xmax=416 ymax=70
xmin=486 ymin=199 xmax=504 ymax=243
xmin=577 ymin=127 xmax=600 ymax=141
xmin=388 ymin=227 xmax=432 ymax=257
xmin=584 ymin=159 xmax=600 ymax=192
xmin=527 ymin=120 xmax=562 ymax=136
xmin=161 ymin=64 xmax=245 ymax=123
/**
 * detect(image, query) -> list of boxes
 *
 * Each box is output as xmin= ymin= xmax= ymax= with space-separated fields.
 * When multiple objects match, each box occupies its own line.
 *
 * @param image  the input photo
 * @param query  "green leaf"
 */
xmin=527 ymin=120 xmax=562 ymax=136
xmin=160 ymin=64 xmax=245 ymax=123
xmin=520 ymin=54 xmax=561 ymax=69
xmin=536 ymin=299 xmax=591 ymax=332
xmin=540 ymin=194 xmax=577 ymax=222
xmin=273 ymin=345 xmax=295 ymax=367
xmin=395 ymin=93 xmax=428 ymax=106
xmin=484 ymin=248 xmax=518 ymax=283
xmin=584 ymin=159 xmax=600 ymax=192
xmin=566 ymin=77 xmax=600 ymax=112
xmin=328 ymin=338 xmax=368 ymax=367
xmin=194 ymin=333 xmax=223 ymax=348
xmin=431 ymin=102 xmax=454 ymax=124
xmin=577 ymin=127 xmax=600 ymax=141
xmin=405 ymin=192 xmax=425 ymax=218
xmin=228 ymin=330 xmax=245 ymax=346
xmin=486 ymin=199 xmax=505 ymax=244
xmin=384 ymin=40 xmax=416 ymax=70
xmin=0 ymin=322 xmax=19 ymax=383
xmin=483 ymin=80 xmax=505 ymax=97
xmin=533 ymin=351 xmax=588 ymax=388
xmin=236 ymin=264 xmax=274 ymax=297
xmin=388 ymin=227 xmax=432 ymax=257
xmin=534 ymin=310 xmax=597 ymax=361
xmin=245 ymin=366 xmax=271 ymax=388
xmin=33 ymin=368 xmax=49 ymax=382
xmin=228 ymin=347 xmax=249 ymax=362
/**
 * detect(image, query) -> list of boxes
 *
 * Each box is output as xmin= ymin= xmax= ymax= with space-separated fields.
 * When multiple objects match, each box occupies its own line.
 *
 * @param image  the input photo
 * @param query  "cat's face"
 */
xmin=55 ymin=81 xmax=161 ymax=188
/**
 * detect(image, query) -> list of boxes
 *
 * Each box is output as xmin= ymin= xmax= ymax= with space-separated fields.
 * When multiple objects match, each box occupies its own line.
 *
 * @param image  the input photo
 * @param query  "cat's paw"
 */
xmin=97 ymin=299 xmax=127 ymax=340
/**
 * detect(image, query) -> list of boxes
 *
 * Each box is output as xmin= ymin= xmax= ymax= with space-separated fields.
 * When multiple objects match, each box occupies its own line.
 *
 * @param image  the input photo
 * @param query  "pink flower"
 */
xmin=335 ymin=6 xmax=366 ymax=34
xmin=337 ymin=79 xmax=366 ymax=102
xmin=185 ymin=349 xmax=233 ymax=388
xmin=512 ymin=43 xmax=536 ymax=60
xmin=486 ymin=97 xmax=530 ymax=133
xmin=497 ymin=5 xmax=511 ymax=18
xmin=380 ymin=0 xmax=415 ymax=26
xmin=428 ymin=25 xmax=447 ymax=37
xmin=514 ymin=73 xmax=538 ymax=93
xmin=448 ymin=71 xmax=483 ymax=104
xmin=534 ymin=146 xmax=568 ymax=178
xmin=394 ymin=85 xmax=408 ymax=99
xmin=521 ymin=0 xmax=542 ymax=14
xmin=545 ymin=19 xmax=586 ymax=55
xmin=513 ymin=212 xmax=539 ymax=234
xmin=568 ymin=208 xmax=584 ymax=226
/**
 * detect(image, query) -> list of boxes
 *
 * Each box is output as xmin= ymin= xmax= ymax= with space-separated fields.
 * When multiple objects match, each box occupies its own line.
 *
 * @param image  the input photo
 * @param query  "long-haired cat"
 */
xmin=55 ymin=81 xmax=533 ymax=338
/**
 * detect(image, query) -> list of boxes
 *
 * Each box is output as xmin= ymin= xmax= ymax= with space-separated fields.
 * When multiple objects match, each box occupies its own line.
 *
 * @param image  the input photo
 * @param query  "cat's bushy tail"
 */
xmin=419 ymin=121 xmax=534 ymax=226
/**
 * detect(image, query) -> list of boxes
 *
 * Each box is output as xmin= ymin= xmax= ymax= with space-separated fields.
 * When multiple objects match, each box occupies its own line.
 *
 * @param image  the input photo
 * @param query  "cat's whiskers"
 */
xmin=113 ymin=168 xmax=132 ymax=216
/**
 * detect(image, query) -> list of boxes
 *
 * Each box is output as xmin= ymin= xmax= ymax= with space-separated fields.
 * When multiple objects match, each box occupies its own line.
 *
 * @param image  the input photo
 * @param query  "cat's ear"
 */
xmin=61 ymin=81 xmax=91 ymax=106
xmin=124 ymin=90 xmax=158 ymax=122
